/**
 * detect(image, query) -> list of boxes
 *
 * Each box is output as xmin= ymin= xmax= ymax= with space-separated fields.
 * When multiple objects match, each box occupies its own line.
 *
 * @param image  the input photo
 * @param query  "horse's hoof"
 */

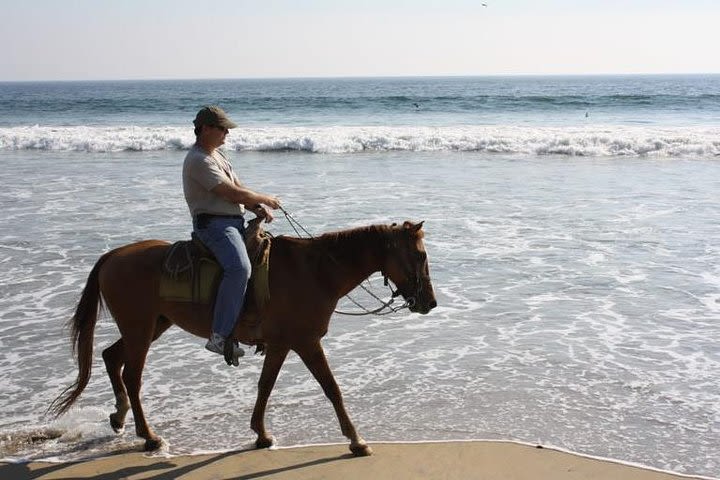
xmin=255 ymin=436 xmax=275 ymax=449
xmin=350 ymin=444 xmax=373 ymax=457
xmin=144 ymin=438 xmax=163 ymax=451
xmin=109 ymin=414 xmax=124 ymax=433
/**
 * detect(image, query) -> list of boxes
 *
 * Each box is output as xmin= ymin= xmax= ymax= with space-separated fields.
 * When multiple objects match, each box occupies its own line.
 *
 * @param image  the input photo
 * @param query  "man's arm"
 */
xmin=211 ymin=181 xmax=280 ymax=210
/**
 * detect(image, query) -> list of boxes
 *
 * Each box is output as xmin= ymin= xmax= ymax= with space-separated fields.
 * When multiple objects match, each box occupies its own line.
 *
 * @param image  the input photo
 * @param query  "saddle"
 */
xmin=158 ymin=217 xmax=272 ymax=311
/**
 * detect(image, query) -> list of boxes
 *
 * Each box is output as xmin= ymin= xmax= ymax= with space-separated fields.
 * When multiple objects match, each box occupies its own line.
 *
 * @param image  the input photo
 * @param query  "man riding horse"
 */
xmin=183 ymin=105 xmax=281 ymax=364
xmin=49 ymin=107 xmax=436 ymax=455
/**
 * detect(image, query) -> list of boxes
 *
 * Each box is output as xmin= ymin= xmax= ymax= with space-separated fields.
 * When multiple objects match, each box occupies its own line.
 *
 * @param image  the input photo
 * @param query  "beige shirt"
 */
xmin=182 ymin=144 xmax=245 ymax=217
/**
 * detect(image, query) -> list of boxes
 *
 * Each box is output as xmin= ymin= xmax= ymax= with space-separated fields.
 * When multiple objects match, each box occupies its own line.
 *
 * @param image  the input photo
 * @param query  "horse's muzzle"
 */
xmin=409 ymin=298 xmax=437 ymax=314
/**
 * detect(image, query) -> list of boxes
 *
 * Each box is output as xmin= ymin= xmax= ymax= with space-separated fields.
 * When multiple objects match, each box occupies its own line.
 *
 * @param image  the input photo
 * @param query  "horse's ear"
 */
xmin=402 ymin=221 xmax=424 ymax=233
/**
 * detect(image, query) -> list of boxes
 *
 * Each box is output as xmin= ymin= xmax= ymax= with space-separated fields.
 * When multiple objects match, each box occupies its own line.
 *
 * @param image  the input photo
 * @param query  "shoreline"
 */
xmin=1 ymin=440 xmax=714 ymax=480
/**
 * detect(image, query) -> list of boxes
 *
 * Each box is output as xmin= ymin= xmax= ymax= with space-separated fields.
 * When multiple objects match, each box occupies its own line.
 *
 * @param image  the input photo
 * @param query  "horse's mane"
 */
xmin=275 ymin=224 xmax=393 ymax=256
xmin=275 ymin=222 xmax=423 ymax=255
xmin=318 ymin=223 xmax=424 ymax=242
xmin=317 ymin=224 xmax=390 ymax=244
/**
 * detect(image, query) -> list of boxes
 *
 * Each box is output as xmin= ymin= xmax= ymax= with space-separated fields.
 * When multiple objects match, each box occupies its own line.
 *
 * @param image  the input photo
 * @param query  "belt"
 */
xmin=194 ymin=213 xmax=244 ymax=223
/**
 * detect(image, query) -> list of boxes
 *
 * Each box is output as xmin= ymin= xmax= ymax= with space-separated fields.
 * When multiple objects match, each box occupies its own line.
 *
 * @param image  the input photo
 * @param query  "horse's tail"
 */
xmin=48 ymin=251 xmax=113 ymax=418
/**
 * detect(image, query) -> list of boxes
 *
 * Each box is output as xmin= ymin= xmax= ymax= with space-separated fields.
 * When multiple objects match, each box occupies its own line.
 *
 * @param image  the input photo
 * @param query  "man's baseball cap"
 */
xmin=193 ymin=105 xmax=238 ymax=129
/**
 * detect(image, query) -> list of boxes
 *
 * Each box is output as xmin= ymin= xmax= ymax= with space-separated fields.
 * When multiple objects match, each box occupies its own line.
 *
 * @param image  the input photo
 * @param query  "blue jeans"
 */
xmin=193 ymin=215 xmax=251 ymax=338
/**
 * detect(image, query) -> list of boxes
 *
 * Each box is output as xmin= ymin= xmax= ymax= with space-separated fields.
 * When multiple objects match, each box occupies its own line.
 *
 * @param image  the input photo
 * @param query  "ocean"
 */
xmin=0 ymin=76 xmax=718 ymax=477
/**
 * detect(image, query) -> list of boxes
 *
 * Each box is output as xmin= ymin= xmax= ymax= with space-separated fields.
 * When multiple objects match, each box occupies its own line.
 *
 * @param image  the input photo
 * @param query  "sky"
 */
xmin=2 ymin=0 xmax=720 ymax=81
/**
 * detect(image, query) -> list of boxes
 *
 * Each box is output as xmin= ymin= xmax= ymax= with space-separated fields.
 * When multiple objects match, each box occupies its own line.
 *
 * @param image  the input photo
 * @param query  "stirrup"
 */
xmin=205 ymin=334 xmax=245 ymax=366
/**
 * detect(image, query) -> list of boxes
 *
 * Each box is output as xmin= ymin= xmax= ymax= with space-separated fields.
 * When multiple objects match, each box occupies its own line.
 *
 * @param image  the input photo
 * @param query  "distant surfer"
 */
xmin=585 ymin=111 xmax=589 ymax=118
xmin=413 ymin=103 xmax=420 ymax=109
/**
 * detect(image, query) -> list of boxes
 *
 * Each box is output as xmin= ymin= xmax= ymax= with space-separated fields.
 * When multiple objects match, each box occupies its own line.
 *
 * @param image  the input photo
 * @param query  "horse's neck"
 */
xmin=318 ymin=226 xmax=386 ymax=298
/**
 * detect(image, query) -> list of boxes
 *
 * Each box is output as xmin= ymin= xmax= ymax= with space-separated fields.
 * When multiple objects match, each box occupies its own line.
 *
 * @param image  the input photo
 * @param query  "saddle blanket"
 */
xmin=158 ymin=217 xmax=271 ymax=307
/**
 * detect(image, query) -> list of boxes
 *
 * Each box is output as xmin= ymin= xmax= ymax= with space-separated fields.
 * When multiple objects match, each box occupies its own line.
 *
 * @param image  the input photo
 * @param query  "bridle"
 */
xmin=380 ymin=236 xmax=426 ymax=311
xmin=382 ymin=274 xmax=417 ymax=310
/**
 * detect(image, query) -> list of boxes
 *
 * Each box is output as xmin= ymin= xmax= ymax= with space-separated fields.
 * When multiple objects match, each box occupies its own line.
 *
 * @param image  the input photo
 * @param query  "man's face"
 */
xmin=202 ymin=124 xmax=229 ymax=148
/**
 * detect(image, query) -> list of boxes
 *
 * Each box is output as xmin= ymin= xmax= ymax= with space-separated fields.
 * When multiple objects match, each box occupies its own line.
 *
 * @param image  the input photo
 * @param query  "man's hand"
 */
xmin=261 ymin=195 xmax=281 ymax=210
xmin=253 ymin=204 xmax=275 ymax=223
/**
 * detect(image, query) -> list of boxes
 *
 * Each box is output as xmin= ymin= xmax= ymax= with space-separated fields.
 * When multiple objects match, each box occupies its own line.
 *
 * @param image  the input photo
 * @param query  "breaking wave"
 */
xmin=1 ymin=125 xmax=719 ymax=157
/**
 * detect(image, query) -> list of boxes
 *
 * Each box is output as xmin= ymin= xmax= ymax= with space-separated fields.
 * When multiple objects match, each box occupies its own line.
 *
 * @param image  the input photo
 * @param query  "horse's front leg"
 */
xmin=251 ymin=344 xmax=289 ymax=449
xmin=296 ymin=341 xmax=372 ymax=457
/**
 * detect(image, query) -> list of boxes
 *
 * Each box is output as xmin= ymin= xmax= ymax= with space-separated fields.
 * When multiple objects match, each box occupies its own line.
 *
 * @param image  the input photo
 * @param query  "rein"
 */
xmin=279 ymin=206 xmax=411 ymax=316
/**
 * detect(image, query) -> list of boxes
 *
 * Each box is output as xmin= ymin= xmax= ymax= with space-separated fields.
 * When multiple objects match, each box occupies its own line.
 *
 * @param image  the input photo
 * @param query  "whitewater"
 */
xmin=2 ymin=125 xmax=719 ymax=156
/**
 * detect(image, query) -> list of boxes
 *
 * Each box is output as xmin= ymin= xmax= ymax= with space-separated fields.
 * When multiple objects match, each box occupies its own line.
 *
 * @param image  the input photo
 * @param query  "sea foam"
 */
xmin=1 ymin=125 xmax=719 ymax=157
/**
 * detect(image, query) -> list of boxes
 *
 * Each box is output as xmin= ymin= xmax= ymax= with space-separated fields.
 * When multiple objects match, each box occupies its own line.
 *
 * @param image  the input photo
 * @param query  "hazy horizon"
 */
xmin=3 ymin=72 xmax=720 ymax=84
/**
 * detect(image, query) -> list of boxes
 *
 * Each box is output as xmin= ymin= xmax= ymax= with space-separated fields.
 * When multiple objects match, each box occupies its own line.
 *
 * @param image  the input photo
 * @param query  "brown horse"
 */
xmin=49 ymin=220 xmax=436 ymax=456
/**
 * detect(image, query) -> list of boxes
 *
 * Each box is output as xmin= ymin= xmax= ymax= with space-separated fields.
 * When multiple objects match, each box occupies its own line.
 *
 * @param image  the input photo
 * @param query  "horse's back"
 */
xmin=101 ymin=240 xmax=169 ymax=276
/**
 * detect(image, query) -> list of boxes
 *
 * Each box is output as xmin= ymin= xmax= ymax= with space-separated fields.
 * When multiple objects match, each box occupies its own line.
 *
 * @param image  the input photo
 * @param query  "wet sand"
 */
xmin=0 ymin=441 xmax=709 ymax=480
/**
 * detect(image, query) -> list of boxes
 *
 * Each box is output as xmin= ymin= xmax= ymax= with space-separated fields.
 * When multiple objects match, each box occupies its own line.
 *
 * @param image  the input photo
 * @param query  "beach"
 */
xmin=1 ymin=77 xmax=719 ymax=477
xmin=1 ymin=441 xmax=711 ymax=480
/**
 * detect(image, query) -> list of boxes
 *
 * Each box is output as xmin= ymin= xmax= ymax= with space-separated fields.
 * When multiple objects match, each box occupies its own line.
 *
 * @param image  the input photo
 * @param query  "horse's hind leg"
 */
xmin=296 ymin=341 xmax=372 ymax=457
xmin=102 ymin=339 xmax=130 ymax=432
xmin=251 ymin=344 xmax=289 ymax=449
xmin=103 ymin=317 xmax=171 ymax=436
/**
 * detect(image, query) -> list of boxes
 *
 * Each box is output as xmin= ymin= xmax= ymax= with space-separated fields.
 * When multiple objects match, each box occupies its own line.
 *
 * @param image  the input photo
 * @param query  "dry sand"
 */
xmin=0 ymin=441 xmax=711 ymax=480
